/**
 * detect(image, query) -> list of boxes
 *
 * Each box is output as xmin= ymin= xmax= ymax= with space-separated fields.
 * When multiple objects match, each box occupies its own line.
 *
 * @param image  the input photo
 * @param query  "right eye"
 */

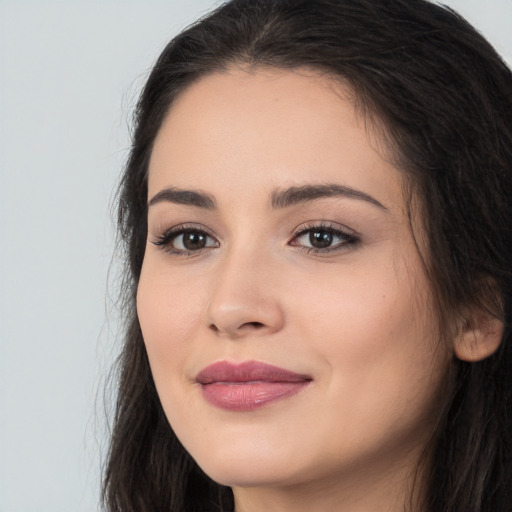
xmin=152 ymin=227 xmax=219 ymax=255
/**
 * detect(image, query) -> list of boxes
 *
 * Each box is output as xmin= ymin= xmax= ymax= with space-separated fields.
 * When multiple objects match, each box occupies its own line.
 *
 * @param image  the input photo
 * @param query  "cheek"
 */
xmin=289 ymin=254 xmax=443 ymax=403
xmin=292 ymin=258 xmax=424 ymax=344
xmin=136 ymin=261 xmax=205 ymax=381
xmin=284 ymin=261 xmax=447 ymax=465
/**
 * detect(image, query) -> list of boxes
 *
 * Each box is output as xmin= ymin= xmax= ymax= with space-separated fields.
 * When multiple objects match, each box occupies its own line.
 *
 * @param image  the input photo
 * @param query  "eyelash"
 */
xmin=152 ymin=224 xmax=218 ymax=256
xmin=289 ymin=222 xmax=360 ymax=255
xmin=151 ymin=222 xmax=360 ymax=256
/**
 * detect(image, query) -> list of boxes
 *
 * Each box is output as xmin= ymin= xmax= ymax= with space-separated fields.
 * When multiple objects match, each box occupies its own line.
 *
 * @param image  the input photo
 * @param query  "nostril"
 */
xmin=246 ymin=321 xmax=264 ymax=329
xmin=208 ymin=321 xmax=265 ymax=334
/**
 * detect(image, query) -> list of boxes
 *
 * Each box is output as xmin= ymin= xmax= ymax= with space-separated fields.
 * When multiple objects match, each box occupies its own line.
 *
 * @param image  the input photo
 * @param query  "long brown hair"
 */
xmin=103 ymin=1 xmax=512 ymax=510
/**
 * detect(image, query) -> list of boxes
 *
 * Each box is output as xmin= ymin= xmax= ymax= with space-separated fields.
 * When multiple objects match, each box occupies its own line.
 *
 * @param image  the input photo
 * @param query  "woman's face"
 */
xmin=137 ymin=67 xmax=451 ymax=497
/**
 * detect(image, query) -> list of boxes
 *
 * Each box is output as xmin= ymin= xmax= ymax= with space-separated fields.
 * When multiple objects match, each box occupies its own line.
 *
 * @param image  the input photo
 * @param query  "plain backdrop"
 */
xmin=0 ymin=1 xmax=511 ymax=511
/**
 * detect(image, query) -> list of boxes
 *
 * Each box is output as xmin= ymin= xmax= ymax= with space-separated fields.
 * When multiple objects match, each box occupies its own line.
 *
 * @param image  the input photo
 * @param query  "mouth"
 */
xmin=195 ymin=360 xmax=312 ymax=411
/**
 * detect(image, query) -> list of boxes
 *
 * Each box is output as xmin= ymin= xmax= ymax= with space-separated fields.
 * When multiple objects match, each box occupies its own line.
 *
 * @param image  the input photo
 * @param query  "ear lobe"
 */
xmin=453 ymin=311 xmax=504 ymax=362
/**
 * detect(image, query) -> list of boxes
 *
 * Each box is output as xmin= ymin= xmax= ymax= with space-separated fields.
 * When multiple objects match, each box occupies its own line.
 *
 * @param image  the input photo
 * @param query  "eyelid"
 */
xmin=291 ymin=220 xmax=356 ymax=237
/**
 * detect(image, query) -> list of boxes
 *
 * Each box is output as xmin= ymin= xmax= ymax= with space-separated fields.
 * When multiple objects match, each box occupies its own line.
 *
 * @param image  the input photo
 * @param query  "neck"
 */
xmin=232 ymin=447 xmax=429 ymax=512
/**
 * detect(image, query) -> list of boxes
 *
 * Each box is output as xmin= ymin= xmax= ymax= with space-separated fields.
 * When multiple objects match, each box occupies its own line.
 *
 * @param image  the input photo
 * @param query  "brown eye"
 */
xmin=290 ymin=224 xmax=359 ymax=254
xmin=309 ymin=230 xmax=334 ymax=248
xmin=153 ymin=227 xmax=218 ymax=254
xmin=180 ymin=231 xmax=208 ymax=250
xmin=170 ymin=229 xmax=218 ymax=252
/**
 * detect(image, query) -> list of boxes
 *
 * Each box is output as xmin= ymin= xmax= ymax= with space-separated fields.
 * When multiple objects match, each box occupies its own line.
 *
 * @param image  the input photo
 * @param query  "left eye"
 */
xmin=291 ymin=226 xmax=357 ymax=251
xmin=172 ymin=230 xmax=215 ymax=251
xmin=153 ymin=228 xmax=218 ymax=254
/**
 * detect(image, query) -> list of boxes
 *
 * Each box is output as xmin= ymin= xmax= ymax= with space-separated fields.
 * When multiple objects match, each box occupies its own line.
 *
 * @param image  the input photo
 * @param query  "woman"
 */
xmin=102 ymin=0 xmax=512 ymax=510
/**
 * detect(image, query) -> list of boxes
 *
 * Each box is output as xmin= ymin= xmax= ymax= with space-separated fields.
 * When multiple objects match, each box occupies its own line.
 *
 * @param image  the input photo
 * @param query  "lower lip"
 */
xmin=200 ymin=381 xmax=309 ymax=411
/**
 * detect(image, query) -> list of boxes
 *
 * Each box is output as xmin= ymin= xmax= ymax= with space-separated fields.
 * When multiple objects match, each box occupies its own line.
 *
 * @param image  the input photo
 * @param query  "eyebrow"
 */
xmin=148 ymin=183 xmax=387 ymax=211
xmin=271 ymin=184 xmax=388 ymax=210
xmin=148 ymin=187 xmax=216 ymax=209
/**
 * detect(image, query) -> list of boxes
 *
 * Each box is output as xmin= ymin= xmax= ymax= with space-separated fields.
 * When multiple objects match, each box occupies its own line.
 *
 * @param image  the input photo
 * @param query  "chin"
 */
xmin=201 ymin=461 xmax=300 ymax=489
xmin=185 ymin=435 xmax=309 ymax=488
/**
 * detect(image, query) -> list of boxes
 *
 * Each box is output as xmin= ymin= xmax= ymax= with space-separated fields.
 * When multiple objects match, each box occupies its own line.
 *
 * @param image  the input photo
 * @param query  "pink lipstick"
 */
xmin=196 ymin=361 xmax=312 ymax=411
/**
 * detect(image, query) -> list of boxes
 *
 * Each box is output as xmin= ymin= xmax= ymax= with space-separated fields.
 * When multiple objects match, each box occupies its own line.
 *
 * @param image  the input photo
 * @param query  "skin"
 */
xmin=137 ymin=67 xmax=455 ymax=512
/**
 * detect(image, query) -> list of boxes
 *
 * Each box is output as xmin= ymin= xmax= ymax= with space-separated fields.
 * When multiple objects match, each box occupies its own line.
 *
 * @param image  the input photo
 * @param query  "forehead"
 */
xmin=148 ymin=66 xmax=404 ymax=213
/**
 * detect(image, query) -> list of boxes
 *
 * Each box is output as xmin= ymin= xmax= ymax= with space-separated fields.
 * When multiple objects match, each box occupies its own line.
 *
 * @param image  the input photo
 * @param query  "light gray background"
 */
xmin=0 ymin=1 xmax=511 ymax=511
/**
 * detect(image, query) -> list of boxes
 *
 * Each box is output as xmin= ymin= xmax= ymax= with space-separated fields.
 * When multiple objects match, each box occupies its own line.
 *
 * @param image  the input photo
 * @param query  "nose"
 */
xmin=206 ymin=248 xmax=285 ymax=339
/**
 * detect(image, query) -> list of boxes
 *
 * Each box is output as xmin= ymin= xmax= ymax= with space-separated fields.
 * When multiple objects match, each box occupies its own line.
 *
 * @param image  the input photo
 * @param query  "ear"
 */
xmin=453 ymin=308 xmax=504 ymax=362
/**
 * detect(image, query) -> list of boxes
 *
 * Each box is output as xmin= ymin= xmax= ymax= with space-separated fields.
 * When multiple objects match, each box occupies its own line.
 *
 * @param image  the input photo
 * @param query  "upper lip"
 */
xmin=196 ymin=360 xmax=312 ymax=384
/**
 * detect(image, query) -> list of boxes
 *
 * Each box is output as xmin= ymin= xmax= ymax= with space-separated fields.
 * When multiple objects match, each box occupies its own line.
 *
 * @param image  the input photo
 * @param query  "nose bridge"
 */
xmin=206 ymin=239 xmax=284 ymax=338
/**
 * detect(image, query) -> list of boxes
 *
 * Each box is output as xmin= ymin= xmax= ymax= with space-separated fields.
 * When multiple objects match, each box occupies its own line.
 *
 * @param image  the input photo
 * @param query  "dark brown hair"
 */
xmin=103 ymin=1 xmax=512 ymax=510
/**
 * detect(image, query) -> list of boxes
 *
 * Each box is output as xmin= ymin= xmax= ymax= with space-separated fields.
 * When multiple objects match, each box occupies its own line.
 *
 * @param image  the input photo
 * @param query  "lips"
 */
xmin=196 ymin=360 xmax=312 ymax=411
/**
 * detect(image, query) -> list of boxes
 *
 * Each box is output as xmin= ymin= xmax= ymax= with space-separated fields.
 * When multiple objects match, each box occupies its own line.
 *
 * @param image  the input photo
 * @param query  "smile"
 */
xmin=195 ymin=360 xmax=312 ymax=411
